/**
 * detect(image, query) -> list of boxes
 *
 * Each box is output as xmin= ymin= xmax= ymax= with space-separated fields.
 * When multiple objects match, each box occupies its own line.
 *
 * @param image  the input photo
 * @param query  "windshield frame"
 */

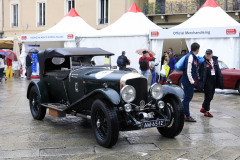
xmin=70 ymin=55 xmax=112 ymax=70
xmin=218 ymin=61 xmax=229 ymax=69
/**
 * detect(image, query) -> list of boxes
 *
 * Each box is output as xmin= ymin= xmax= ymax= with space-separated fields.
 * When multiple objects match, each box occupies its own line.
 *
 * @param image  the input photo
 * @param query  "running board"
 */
xmin=41 ymin=103 xmax=68 ymax=111
xmin=41 ymin=103 xmax=68 ymax=117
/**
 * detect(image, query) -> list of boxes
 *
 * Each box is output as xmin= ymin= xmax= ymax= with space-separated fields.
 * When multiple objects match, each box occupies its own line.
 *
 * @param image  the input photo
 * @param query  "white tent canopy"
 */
xmin=41 ymin=8 xmax=97 ymax=37
xmin=150 ymin=0 xmax=240 ymax=69
xmin=80 ymin=3 xmax=163 ymax=72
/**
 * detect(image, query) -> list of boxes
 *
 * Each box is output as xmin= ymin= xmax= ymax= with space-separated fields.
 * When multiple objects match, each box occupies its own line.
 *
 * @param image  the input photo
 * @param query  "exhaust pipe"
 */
xmin=70 ymin=112 xmax=91 ymax=120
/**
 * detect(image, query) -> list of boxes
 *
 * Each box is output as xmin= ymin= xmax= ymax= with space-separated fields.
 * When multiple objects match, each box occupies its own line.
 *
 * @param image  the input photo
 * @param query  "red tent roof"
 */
xmin=126 ymin=3 xmax=142 ymax=13
xmin=201 ymin=0 xmax=219 ymax=8
xmin=66 ymin=8 xmax=80 ymax=17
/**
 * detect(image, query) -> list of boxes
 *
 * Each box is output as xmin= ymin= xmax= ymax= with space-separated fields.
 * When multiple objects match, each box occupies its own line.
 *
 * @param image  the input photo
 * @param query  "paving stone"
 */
xmin=95 ymin=144 xmax=159 ymax=153
xmin=205 ymin=146 xmax=240 ymax=160
xmin=39 ymin=146 xmax=94 ymax=156
xmin=0 ymin=149 xmax=39 ymax=159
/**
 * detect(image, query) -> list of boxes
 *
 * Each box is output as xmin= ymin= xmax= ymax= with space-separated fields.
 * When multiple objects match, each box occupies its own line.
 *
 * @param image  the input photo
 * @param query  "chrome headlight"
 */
xmin=120 ymin=85 xmax=136 ymax=103
xmin=150 ymin=83 xmax=163 ymax=100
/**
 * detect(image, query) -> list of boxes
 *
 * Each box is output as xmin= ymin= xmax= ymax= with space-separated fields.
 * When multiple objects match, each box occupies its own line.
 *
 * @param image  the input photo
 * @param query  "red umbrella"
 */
xmin=136 ymin=49 xmax=156 ymax=56
xmin=4 ymin=50 xmax=17 ymax=61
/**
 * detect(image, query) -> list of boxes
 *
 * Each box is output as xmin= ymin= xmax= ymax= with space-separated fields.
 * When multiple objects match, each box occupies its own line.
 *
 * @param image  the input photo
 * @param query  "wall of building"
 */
xmin=0 ymin=0 xmax=3 ymax=36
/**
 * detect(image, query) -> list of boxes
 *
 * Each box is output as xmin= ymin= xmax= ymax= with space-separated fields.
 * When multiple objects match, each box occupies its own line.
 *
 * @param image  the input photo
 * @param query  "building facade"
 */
xmin=1 ymin=0 xmax=147 ymax=39
xmin=144 ymin=0 xmax=240 ymax=28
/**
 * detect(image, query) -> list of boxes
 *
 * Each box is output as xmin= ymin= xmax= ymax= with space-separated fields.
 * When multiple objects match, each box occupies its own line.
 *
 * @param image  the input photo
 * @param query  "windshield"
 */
xmin=218 ymin=61 xmax=229 ymax=69
xmin=71 ymin=55 xmax=111 ymax=69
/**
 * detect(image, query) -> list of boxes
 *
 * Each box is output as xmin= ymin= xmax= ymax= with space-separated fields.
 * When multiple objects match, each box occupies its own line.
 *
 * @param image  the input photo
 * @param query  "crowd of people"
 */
xmin=117 ymin=43 xmax=223 ymax=122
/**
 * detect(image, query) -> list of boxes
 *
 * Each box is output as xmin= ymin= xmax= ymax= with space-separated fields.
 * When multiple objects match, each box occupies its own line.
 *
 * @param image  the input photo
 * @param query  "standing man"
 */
xmin=198 ymin=49 xmax=224 ymax=117
xmin=5 ymin=57 xmax=13 ymax=80
xmin=26 ymin=50 xmax=34 ymax=80
xmin=181 ymin=42 xmax=200 ymax=122
xmin=117 ymin=51 xmax=130 ymax=70
xmin=168 ymin=52 xmax=176 ymax=75
xmin=139 ymin=51 xmax=155 ymax=80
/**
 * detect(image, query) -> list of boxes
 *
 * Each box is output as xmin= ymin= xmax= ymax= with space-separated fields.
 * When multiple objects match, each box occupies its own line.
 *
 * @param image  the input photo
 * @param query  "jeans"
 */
xmin=141 ymin=69 xmax=150 ymax=80
xmin=150 ymin=70 xmax=156 ymax=85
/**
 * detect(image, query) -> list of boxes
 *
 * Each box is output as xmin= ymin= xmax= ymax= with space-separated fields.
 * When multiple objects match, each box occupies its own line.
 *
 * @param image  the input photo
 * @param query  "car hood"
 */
xmin=222 ymin=68 xmax=240 ymax=74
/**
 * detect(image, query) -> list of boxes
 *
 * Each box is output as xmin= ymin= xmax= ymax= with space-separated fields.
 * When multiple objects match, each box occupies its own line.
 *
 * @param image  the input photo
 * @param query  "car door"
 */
xmin=66 ymin=70 xmax=85 ymax=104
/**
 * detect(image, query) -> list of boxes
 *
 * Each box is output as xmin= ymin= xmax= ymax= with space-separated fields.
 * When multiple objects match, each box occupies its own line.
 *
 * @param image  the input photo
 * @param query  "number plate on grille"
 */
xmin=142 ymin=119 xmax=165 ymax=128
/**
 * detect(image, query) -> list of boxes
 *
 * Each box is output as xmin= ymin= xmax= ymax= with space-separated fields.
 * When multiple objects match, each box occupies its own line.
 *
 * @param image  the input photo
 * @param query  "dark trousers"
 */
xmin=26 ymin=66 xmax=32 ymax=80
xmin=0 ymin=68 xmax=4 ymax=79
xmin=202 ymin=77 xmax=216 ymax=111
xmin=119 ymin=66 xmax=126 ymax=70
xmin=182 ymin=77 xmax=194 ymax=117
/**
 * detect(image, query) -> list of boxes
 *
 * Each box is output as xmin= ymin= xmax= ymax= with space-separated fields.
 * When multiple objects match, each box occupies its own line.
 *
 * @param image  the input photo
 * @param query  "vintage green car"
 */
xmin=27 ymin=48 xmax=185 ymax=148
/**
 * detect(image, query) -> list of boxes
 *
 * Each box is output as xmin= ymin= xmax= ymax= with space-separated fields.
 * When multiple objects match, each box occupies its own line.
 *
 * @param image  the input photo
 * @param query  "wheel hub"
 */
xmin=96 ymin=119 xmax=101 ymax=128
xmin=32 ymin=99 xmax=35 ymax=106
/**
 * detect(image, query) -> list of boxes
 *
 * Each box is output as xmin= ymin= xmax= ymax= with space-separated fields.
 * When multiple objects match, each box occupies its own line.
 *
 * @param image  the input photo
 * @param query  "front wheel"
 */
xmin=91 ymin=99 xmax=119 ymax=148
xmin=157 ymin=97 xmax=184 ymax=138
xmin=29 ymin=86 xmax=46 ymax=120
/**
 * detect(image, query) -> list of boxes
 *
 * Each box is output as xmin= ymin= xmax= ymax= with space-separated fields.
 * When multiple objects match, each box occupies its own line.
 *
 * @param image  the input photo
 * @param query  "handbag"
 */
xmin=160 ymin=65 xmax=166 ymax=77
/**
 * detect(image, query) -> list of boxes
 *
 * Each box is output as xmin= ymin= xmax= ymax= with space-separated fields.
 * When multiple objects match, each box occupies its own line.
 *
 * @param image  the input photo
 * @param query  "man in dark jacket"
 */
xmin=198 ymin=49 xmax=224 ymax=117
xmin=182 ymin=42 xmax=200 ymax=122
xmin=117 ymin=51 xmax=130 ymax=70
xmin=26 ymin=49 xmax=34 ymax=80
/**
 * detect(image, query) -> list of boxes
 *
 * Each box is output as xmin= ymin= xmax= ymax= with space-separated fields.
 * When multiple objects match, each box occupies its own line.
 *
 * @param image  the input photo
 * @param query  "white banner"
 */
xmin=149 ymin=27 xmax=240 ymax=39
xmin=21 ymin=33 xmax=75 ymax=42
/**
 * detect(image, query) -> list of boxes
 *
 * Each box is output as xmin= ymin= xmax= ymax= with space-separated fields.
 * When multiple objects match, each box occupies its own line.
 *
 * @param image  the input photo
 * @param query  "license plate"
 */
xmin=142 ymin=119 xmax=165 ymax=128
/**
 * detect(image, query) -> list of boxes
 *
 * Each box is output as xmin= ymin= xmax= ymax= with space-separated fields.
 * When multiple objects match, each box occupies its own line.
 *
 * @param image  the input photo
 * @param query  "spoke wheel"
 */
xmin=157 ymin=97 xmax=184 ymax=138
xmin=29 ymin=86 xmax=46 ymax=120
xmin=95 ymin=109 xmax=108 ymax=140
xmin=91 ymin=99 xmax=119 ymax=148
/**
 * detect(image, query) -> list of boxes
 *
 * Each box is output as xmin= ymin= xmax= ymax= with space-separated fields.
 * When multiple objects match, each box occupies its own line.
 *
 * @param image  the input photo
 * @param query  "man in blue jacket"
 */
xmin=181 ymin=42 xmax=200 ymax=122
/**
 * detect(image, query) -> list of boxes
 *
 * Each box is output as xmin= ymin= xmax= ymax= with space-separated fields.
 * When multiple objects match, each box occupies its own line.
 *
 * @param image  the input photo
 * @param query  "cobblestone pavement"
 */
xmin=0 ymin=78 xmax=240 ymax=160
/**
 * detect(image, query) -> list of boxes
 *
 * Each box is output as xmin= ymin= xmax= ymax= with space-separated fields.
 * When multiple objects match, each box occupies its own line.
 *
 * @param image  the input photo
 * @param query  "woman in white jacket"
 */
xmin=0 ymin=55 xmax=5 ymax=81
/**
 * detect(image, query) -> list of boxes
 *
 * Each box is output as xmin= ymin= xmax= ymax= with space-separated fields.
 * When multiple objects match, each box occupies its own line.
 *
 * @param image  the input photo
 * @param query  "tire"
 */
xmin=237 ymin=81 xmax=240 ymax=94
xmin=91 ymin=99 xmax=119 ymax=148
xmin=29 ymin=86 xmax=46 ymax=120
xmin=157 ymin=97 xmax=184 ymax=138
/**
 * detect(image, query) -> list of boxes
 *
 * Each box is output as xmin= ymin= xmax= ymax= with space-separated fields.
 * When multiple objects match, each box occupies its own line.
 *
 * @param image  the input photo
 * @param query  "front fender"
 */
xmin=162 ymin=84 xmax=184 ymax=99
xmin=86 ymin=88 xmax=120 ymax=105
xmin=27 ymin=80 xmax=49 ymax=103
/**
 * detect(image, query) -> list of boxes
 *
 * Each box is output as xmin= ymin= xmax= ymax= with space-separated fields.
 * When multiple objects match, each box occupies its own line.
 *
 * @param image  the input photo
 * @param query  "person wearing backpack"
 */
xmin=139 ymin=50 xmax=155 ymax=80
xmin=117 ymin=51 xmax=130 ymax=70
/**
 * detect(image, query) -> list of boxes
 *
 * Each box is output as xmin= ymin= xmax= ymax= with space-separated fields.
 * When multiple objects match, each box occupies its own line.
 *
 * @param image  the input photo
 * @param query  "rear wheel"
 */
xmin=157 ymin=97 xmax=184 ymax=138
xmin=29 ymin=86 xmax=46 ymax=120
xmin=91 ymin=99 xmax=119 ymax=148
